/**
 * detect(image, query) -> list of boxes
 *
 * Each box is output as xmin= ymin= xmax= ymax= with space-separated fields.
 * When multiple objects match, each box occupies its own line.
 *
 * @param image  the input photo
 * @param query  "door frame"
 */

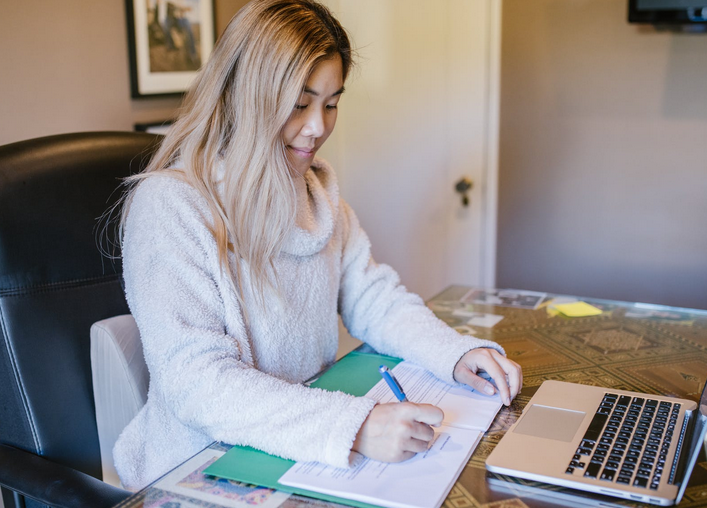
xmin=482 ymin=0 xmax=502 ymax=288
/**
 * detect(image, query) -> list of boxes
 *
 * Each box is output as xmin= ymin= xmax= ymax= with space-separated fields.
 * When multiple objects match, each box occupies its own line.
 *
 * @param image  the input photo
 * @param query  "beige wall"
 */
xmin=0 ymin=0 xmax=249 ymax=146
xmin=497 ymin=0 xmax=707 ymax=309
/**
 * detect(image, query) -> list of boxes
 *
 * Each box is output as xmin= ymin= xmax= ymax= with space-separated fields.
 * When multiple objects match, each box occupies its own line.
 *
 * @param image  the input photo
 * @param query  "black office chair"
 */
xmin=0 ymin=132 xmax=162 ymax=508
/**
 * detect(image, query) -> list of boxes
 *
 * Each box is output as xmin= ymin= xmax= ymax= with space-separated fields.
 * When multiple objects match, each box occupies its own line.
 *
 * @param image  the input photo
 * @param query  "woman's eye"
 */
xmin=326 ymin=104 xmax=338 ymax=110
xmin=294 ymin=104 xmax=308 ymax=110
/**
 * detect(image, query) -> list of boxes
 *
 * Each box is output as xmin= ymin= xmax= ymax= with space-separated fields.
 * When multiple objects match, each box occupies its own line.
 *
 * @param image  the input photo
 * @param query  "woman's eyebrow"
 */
xmin=303 ymin=86 xmax=346 ymax=97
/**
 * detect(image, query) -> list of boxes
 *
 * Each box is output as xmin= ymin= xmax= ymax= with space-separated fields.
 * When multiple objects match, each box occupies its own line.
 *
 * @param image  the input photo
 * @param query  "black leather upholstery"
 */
xmin=0 ymin=132 xmax=162 ymax=508
xmin=0 ymin=444 xmax=130 ymax=508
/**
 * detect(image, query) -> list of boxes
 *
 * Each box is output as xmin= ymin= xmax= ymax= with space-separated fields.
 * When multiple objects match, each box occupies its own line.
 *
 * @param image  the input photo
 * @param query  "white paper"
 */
xmin=468 ymin=314 xmax=504 ymax=327
xmin=279 ymin=426 xmax=482 ymax=508
xmin=278 ymin=362 xmax=502 ymax=508
xmin=451 ymin=310 xmax=504 ymax=328
xmin=366 ymin=362 xmax=502 ymax=431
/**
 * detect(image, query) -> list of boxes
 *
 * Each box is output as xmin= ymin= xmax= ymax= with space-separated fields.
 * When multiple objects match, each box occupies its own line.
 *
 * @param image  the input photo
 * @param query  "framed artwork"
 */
xmin=126 ymin=0 xmax=216 ymax=98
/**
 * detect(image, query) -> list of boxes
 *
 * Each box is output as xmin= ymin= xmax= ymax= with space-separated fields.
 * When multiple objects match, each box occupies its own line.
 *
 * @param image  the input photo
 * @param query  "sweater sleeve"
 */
xmin=337 ymin=199 xmax=505 ymax=385
xmin=123 ymin=177 xmax=375 ymax=468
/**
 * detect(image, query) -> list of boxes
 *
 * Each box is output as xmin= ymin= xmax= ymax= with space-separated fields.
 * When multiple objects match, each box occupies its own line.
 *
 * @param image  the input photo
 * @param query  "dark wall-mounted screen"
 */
xmin=638 ymin=0 xmax=706 ymax=8
xmin=629 ymin=0 xmax=707 ymax=23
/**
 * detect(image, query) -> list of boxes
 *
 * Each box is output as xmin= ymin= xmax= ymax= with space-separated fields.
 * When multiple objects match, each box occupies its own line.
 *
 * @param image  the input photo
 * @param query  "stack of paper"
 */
xmin=278 ymin=362 xmax=502 ymax=508
xmin=204 ymin=353 xmax=502 ymax=508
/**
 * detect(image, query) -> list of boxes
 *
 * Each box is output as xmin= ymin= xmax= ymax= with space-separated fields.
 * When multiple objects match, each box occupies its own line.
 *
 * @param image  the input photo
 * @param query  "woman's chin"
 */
xmin=289 ymin=158 xmax=313 ymax=176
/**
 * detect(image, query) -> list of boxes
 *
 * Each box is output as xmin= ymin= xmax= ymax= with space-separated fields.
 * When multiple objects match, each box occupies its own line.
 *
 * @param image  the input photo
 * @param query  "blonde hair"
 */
xmin=120 ymin=0 xmax=353 ymax=313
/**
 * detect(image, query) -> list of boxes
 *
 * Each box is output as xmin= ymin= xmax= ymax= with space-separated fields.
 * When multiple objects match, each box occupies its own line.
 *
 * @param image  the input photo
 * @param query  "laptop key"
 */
xmin=584 ymin=412 xmax=609 ymax=442
xmin=584 ymin=462 xmax=601 ymax=479
xmin=634 ymin=477 xmax=648 ymax=488
xmin=600 ymin=469 xmax=616 ymax=481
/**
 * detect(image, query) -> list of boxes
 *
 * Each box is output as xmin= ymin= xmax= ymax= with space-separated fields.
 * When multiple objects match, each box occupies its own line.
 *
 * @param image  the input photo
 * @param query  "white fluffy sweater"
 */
xmin=114 ymin=158 xmax=504 ymax=490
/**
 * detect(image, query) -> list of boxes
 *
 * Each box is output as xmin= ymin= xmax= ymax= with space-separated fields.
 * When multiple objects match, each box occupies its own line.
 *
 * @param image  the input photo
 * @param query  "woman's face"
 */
xmin=282 ymin=55 xmax=344 ymax=176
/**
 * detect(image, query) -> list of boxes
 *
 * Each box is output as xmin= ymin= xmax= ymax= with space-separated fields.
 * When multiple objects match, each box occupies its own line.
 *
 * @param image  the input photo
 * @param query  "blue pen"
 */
xmin=379 ymin=365 xmax=408 ymax=402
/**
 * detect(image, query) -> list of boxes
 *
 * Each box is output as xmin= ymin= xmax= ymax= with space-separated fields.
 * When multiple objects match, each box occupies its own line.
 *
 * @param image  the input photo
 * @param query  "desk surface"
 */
xmin=115 ymin=286 xmax=707 ymax=508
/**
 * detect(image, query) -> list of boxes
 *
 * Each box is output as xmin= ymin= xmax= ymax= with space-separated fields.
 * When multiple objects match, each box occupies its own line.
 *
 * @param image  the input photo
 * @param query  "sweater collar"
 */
xmin=281 ymin=158 xmax=339 ymax=257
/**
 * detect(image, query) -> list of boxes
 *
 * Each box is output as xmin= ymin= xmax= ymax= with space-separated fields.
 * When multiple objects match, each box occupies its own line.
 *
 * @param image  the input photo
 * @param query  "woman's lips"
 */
xmin=288 ymin=146 xmax=315 ymax=158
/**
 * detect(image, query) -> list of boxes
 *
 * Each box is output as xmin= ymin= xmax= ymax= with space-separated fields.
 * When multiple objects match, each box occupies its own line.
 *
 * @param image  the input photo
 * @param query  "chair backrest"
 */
xmin=0 ymin=132 xmax=161 ymax=489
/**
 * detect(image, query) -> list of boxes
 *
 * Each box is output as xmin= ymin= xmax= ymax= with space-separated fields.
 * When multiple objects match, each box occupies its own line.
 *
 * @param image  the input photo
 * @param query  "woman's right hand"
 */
xmin=351 ymin=402 xmax=444 ymax=462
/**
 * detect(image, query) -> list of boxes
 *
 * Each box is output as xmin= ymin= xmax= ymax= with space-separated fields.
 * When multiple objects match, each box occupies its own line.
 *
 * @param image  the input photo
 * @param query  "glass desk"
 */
xmin=114 ymin=286 xmax=707 ymax=508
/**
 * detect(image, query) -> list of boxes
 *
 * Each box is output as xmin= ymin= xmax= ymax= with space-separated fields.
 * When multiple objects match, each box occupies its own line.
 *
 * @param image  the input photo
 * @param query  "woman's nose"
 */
xmin=301 ymin=108 xmax=325 ymax=138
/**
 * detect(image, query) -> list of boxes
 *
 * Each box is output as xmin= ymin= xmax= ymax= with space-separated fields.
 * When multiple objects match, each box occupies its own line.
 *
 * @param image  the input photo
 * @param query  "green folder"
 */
xmin=203 ymin=350 xmax=402 ymax=508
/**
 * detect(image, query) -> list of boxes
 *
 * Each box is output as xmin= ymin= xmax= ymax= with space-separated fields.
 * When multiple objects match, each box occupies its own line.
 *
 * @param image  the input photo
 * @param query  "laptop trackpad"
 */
xmin=513 ymin=405 xmax=586 ymax=442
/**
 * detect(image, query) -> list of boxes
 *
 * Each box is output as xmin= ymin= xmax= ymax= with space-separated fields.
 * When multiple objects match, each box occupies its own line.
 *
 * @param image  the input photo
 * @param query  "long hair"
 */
xmin=119 ymin=0 xmax=353 ymax=314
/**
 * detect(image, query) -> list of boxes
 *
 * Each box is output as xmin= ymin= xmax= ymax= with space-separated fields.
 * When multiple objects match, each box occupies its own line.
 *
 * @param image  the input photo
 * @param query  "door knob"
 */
xmin=455 ymin=177 xmax=473 ymax=207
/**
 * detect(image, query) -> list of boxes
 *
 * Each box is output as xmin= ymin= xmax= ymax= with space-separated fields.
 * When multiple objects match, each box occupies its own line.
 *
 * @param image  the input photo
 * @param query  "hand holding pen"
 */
xmin=351 ymin=365 xmax=443 ymax=463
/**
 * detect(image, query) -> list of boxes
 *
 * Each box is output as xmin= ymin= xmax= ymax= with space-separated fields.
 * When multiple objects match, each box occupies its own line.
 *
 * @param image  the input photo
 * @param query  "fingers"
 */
xmin=486 ymin=351 xmax=518 ymax=405
xmin=409 ymin=418 xmax=436 ymax=442
xmin=454 ymin=360 xmax=499 ymax=396
xmin=397 ymin=412 xmax=438 ymax=456
xmin=406 ymin=437 xmax=432 ymax=454
xmin=502 ymin=354 xmax=523 ymax=400
xmin=352 ymin=402 xmax=442 ymax=463
xmin=454 ymin=348 xmax=524 ymax=406
xmin=409 ymin=402 xmax=444 ymax=427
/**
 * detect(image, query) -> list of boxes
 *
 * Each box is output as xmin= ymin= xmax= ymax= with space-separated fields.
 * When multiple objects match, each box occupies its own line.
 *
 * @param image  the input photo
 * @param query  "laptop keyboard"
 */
xmin=566 ymin=393 xmax=680 ymax=490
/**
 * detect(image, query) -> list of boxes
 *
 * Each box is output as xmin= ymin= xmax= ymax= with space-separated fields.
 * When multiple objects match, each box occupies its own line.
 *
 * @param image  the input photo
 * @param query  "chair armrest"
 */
xmin=0 ymin=443 xmax=132 ymax=508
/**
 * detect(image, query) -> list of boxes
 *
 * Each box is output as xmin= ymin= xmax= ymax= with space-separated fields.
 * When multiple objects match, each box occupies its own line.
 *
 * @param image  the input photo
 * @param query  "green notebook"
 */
xmin=202 ymin=350 xmax=402 ymax=508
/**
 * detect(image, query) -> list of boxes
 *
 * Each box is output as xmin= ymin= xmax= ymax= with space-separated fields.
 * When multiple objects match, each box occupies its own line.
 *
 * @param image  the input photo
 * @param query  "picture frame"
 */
xmin=126 ymin=0 xmax=216 ymax=98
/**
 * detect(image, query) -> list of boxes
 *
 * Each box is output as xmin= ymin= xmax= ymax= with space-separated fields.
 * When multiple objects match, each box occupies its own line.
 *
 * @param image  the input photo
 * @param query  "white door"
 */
xmin=320 ymin=0 xmax=500 ymax=300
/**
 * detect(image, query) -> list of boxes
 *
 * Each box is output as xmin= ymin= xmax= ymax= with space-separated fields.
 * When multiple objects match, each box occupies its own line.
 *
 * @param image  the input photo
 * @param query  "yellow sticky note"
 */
xmin=546 ymin=306 xmax=560 ymax=317
xmin=552 ymin=301 xmax=603 ymax=317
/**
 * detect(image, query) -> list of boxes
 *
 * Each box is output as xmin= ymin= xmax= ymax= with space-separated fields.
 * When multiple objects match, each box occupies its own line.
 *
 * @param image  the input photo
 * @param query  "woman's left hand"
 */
xmin=453 ymin=348 xmax=522 ymax=407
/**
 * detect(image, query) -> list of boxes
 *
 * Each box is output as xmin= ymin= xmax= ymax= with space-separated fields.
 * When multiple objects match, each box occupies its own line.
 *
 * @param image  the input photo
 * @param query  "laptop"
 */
xmin=486 ymin=379 xmax=707 ymax=506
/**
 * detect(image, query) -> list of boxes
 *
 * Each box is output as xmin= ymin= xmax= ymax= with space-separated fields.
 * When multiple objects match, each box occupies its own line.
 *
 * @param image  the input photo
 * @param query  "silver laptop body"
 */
xmin=487 ymin=380 xmax=707 ymax=506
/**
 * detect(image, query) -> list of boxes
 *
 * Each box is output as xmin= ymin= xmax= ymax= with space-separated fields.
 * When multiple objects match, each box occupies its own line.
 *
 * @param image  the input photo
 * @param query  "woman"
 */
xmin=114 ymin=0 xmax=522 ymax=491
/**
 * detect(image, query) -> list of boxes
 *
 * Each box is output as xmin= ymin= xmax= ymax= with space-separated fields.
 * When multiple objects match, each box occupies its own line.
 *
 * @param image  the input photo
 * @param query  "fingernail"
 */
xmin=484 ymin=384 xmax=495 ymax=395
